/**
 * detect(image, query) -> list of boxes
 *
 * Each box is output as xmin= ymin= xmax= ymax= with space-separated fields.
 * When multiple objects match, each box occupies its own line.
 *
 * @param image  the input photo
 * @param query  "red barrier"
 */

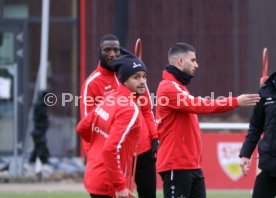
xmin=156 ymin=132 xmax=257 ymax=190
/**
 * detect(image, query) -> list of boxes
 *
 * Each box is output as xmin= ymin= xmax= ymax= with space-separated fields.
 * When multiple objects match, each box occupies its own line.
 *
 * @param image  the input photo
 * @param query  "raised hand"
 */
xmin=236 ymin=94 xmax=260 ymax=106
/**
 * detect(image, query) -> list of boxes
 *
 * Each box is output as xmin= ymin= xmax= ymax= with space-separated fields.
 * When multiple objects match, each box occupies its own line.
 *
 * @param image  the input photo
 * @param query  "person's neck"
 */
xmin=165 ymin=64 xmax=193 ymax=85
xmin=100 ymin=59 xmax=113 ymax=71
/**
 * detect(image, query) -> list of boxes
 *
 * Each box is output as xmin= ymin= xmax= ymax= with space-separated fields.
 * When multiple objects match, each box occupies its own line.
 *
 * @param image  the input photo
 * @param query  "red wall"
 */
xmin=156 ymin=132 xmax=257 ymax=190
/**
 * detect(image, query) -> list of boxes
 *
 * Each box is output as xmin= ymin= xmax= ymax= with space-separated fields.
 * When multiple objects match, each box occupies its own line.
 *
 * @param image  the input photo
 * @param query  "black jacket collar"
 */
xmin=165 ymin=65 xmax=193 ymax=85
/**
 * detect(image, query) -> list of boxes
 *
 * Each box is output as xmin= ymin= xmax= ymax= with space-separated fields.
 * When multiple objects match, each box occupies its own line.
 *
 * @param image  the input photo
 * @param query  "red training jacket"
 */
xmin=156 ymin=70 xmax=239 ymax=173
xmin=76 ymin=85 xmax=142 ymax=196
xmin=80 ymin=64 xmax=157 ymax=155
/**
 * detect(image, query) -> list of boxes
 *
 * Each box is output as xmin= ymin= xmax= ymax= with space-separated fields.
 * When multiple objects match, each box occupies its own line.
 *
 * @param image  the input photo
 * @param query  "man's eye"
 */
xmin=134 ymin=76 xmax=140 ymax=79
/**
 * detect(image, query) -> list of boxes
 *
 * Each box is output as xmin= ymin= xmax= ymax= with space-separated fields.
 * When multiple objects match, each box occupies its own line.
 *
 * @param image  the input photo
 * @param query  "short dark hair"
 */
xmin=168 ymin=43 xmax=196 ymax=57
xmin=100 ymin=34 xmax=119 ymax=46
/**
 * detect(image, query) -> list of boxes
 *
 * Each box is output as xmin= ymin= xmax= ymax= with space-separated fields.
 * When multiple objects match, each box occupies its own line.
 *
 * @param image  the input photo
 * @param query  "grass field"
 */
xmin=0 ymin=191 xmax=252 ymax=198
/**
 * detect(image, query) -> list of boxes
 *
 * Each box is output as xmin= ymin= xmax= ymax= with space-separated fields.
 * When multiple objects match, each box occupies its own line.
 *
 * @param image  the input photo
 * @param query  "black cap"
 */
xmin=112 ymin=48 xmax=147 ymax=83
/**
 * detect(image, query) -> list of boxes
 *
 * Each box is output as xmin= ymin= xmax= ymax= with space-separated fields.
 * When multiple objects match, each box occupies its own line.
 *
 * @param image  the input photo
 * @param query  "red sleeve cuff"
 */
xmin=232 ymin=97 xmax=239 ymax=107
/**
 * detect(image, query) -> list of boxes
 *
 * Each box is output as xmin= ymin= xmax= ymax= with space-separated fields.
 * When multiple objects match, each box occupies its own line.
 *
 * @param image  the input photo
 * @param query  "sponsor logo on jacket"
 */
xmin=95 ymin=106 xmax=109 ymax=121
xmin=103 ymin=85 xmax=116 ymax=95
xmin=93 ymin=126 xmax=109 ymax=138
xmin=264 ymin=97 xmax=275 ymax=105
xmin=104 ymin=85 xmax=112 ymax=90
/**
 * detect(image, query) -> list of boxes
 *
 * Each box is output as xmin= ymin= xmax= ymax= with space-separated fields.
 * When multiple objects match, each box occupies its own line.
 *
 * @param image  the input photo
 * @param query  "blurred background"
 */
xmin=0 ymin=0 xmax=276 ymax=192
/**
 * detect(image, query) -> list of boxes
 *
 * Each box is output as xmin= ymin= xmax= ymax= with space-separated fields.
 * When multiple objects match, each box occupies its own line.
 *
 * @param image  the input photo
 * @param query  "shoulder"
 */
xmin=86 ymin=70 xmax=102 ymax=85
xmin=111 ymin=104 xmax=141 ymax=129
xmin=81 ymin=70 xmax=102 ymax=91
xmin=158 ymin=80 xmax=171 ymax=91
xmin=158 ymin=80 xmax=185 ymax=94
xmin=115 ymin=102 xmax=139 ymax=118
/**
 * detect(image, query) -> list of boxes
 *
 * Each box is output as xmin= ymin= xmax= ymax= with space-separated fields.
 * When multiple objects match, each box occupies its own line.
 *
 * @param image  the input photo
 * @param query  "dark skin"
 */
xmin=101 ymin=40 xmax=120 ymax=66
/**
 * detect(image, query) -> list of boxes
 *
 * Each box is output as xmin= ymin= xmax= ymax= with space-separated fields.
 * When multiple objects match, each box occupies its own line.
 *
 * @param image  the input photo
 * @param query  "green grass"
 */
xmin=206 ymin=191 xmax=251 ymax=198
xmin=0 ymin=191 xmax=252 ymax=198
xmin=157 ymin=191 xmax=251 ymax=198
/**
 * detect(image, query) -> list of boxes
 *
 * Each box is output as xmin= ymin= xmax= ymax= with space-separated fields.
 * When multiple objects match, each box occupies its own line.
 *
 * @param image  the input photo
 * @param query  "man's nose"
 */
xmin=140 ymin=78 xmax=147 ymax=84
xmin=109 ymin=50 xmax=116 ymax=57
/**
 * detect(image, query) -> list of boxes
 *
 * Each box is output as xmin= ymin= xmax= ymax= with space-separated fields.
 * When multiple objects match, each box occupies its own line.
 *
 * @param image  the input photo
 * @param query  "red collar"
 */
xmin=116 ymin=85 xmax=133 ymax=97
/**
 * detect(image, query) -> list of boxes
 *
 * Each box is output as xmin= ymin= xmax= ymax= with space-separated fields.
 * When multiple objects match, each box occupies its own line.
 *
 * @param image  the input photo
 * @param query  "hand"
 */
xmin=151 ymin=138 xmax=159 ymax=160
xmin=115 ymin=189 xmax=136 ymax=198
xmin=240 ymin=157 xmax=250 ymax=176
xmin=236 ymin=94 xmax=260 ymax=106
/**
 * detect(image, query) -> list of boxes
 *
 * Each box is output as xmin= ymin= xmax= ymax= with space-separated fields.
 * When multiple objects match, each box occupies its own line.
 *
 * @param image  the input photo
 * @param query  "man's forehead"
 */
xmin=101 ymin=40 xmax=120 ymax=48
xmin=180 ymin=51 xmax=196 ymax=58
xmin=132 ymin=71 xmax=146 ymax=76
xmin=186 ymin=51 xmax=196 ymax=57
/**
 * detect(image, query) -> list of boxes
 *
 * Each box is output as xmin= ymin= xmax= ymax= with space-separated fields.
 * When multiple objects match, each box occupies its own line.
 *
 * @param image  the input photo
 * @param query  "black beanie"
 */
xmin=112 ymin=49 xmax=147 ymax=83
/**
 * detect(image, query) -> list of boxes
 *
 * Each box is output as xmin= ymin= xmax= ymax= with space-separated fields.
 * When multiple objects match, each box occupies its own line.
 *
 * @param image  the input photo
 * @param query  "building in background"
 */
xmin=0 ymin=0 xmax=276 ymax=157
xmin=0 ymin=0 xmax=78 ymax=157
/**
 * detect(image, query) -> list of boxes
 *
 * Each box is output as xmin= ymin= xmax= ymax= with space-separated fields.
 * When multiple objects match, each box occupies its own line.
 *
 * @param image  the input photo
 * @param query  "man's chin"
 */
xmin=106 ymin=59 xmax=114 ymax=66
xmin=191 ymin=70 xmax=196 ymax=76
xmin=136 ymin=89 xmax=145 ymax=95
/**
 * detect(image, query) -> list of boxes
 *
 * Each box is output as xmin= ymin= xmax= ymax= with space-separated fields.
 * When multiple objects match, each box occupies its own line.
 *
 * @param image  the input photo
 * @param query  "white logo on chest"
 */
xmin=265 ymin=97 xmax=274 ymax=105
xmin=104 ymin=85 xmax=112 ymax=90
xmin=95 ymin=107 xmax=109 ymax=121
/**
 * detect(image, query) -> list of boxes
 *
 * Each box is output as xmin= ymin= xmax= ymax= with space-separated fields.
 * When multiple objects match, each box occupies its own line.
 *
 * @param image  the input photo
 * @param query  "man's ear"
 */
xmin=178 ymin=56 xmax=183 ymax=65
xmin=123 ymin=80 xmax=128 ymax=87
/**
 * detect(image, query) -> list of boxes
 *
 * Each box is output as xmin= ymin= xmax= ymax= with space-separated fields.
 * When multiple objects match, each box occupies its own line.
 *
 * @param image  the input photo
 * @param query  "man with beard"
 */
xmin=80 ymin=34 xmax=158 ymax=198
xmin=77 ymin=52 xmax=148 ymax=197
xmin=156 ymin=42 xmax=261 ymax=198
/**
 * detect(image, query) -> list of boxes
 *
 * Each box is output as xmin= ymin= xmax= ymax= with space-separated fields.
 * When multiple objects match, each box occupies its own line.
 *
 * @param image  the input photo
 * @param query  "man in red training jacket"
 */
xmin=77 ymin=52 xmax=149 ymax=198
xmin=156 ymin=42 xmax=260 ymax=198
xmin=80 ymin=34 xmax=157 ymax=198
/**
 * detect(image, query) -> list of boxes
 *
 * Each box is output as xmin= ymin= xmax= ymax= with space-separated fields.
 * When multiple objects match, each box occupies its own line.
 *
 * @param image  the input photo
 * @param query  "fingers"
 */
xmin=245 ymin=94 xmax=261 ymax=104
xmin=115 ymin=190 xmax=128 ymax=198
xmin=244 ymin=94 xmax=261 ymax=104
xmin=240 ymin=158 xmax=250 ymax=176
xmin=241 ymin=163 xmax=249 ymax=175
xmin=242 ymin=94 xmax=260 ymax=98
xmin=115 ymin=189 xmax=136 ymax=198
xmin=128 ymin=190 xmax=136 ymax=197
xmin=237 ymin=94 xmax=261 ymax=106
xmin=243 ymin=100 xmax=259 ymax=106
xmin=240 ymin=164 xmax=247 ymax=175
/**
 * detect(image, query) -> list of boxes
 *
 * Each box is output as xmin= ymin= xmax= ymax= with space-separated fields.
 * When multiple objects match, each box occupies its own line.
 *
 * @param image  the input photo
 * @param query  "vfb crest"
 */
xmin=217 ymin=142 xmax=243 ymax=181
